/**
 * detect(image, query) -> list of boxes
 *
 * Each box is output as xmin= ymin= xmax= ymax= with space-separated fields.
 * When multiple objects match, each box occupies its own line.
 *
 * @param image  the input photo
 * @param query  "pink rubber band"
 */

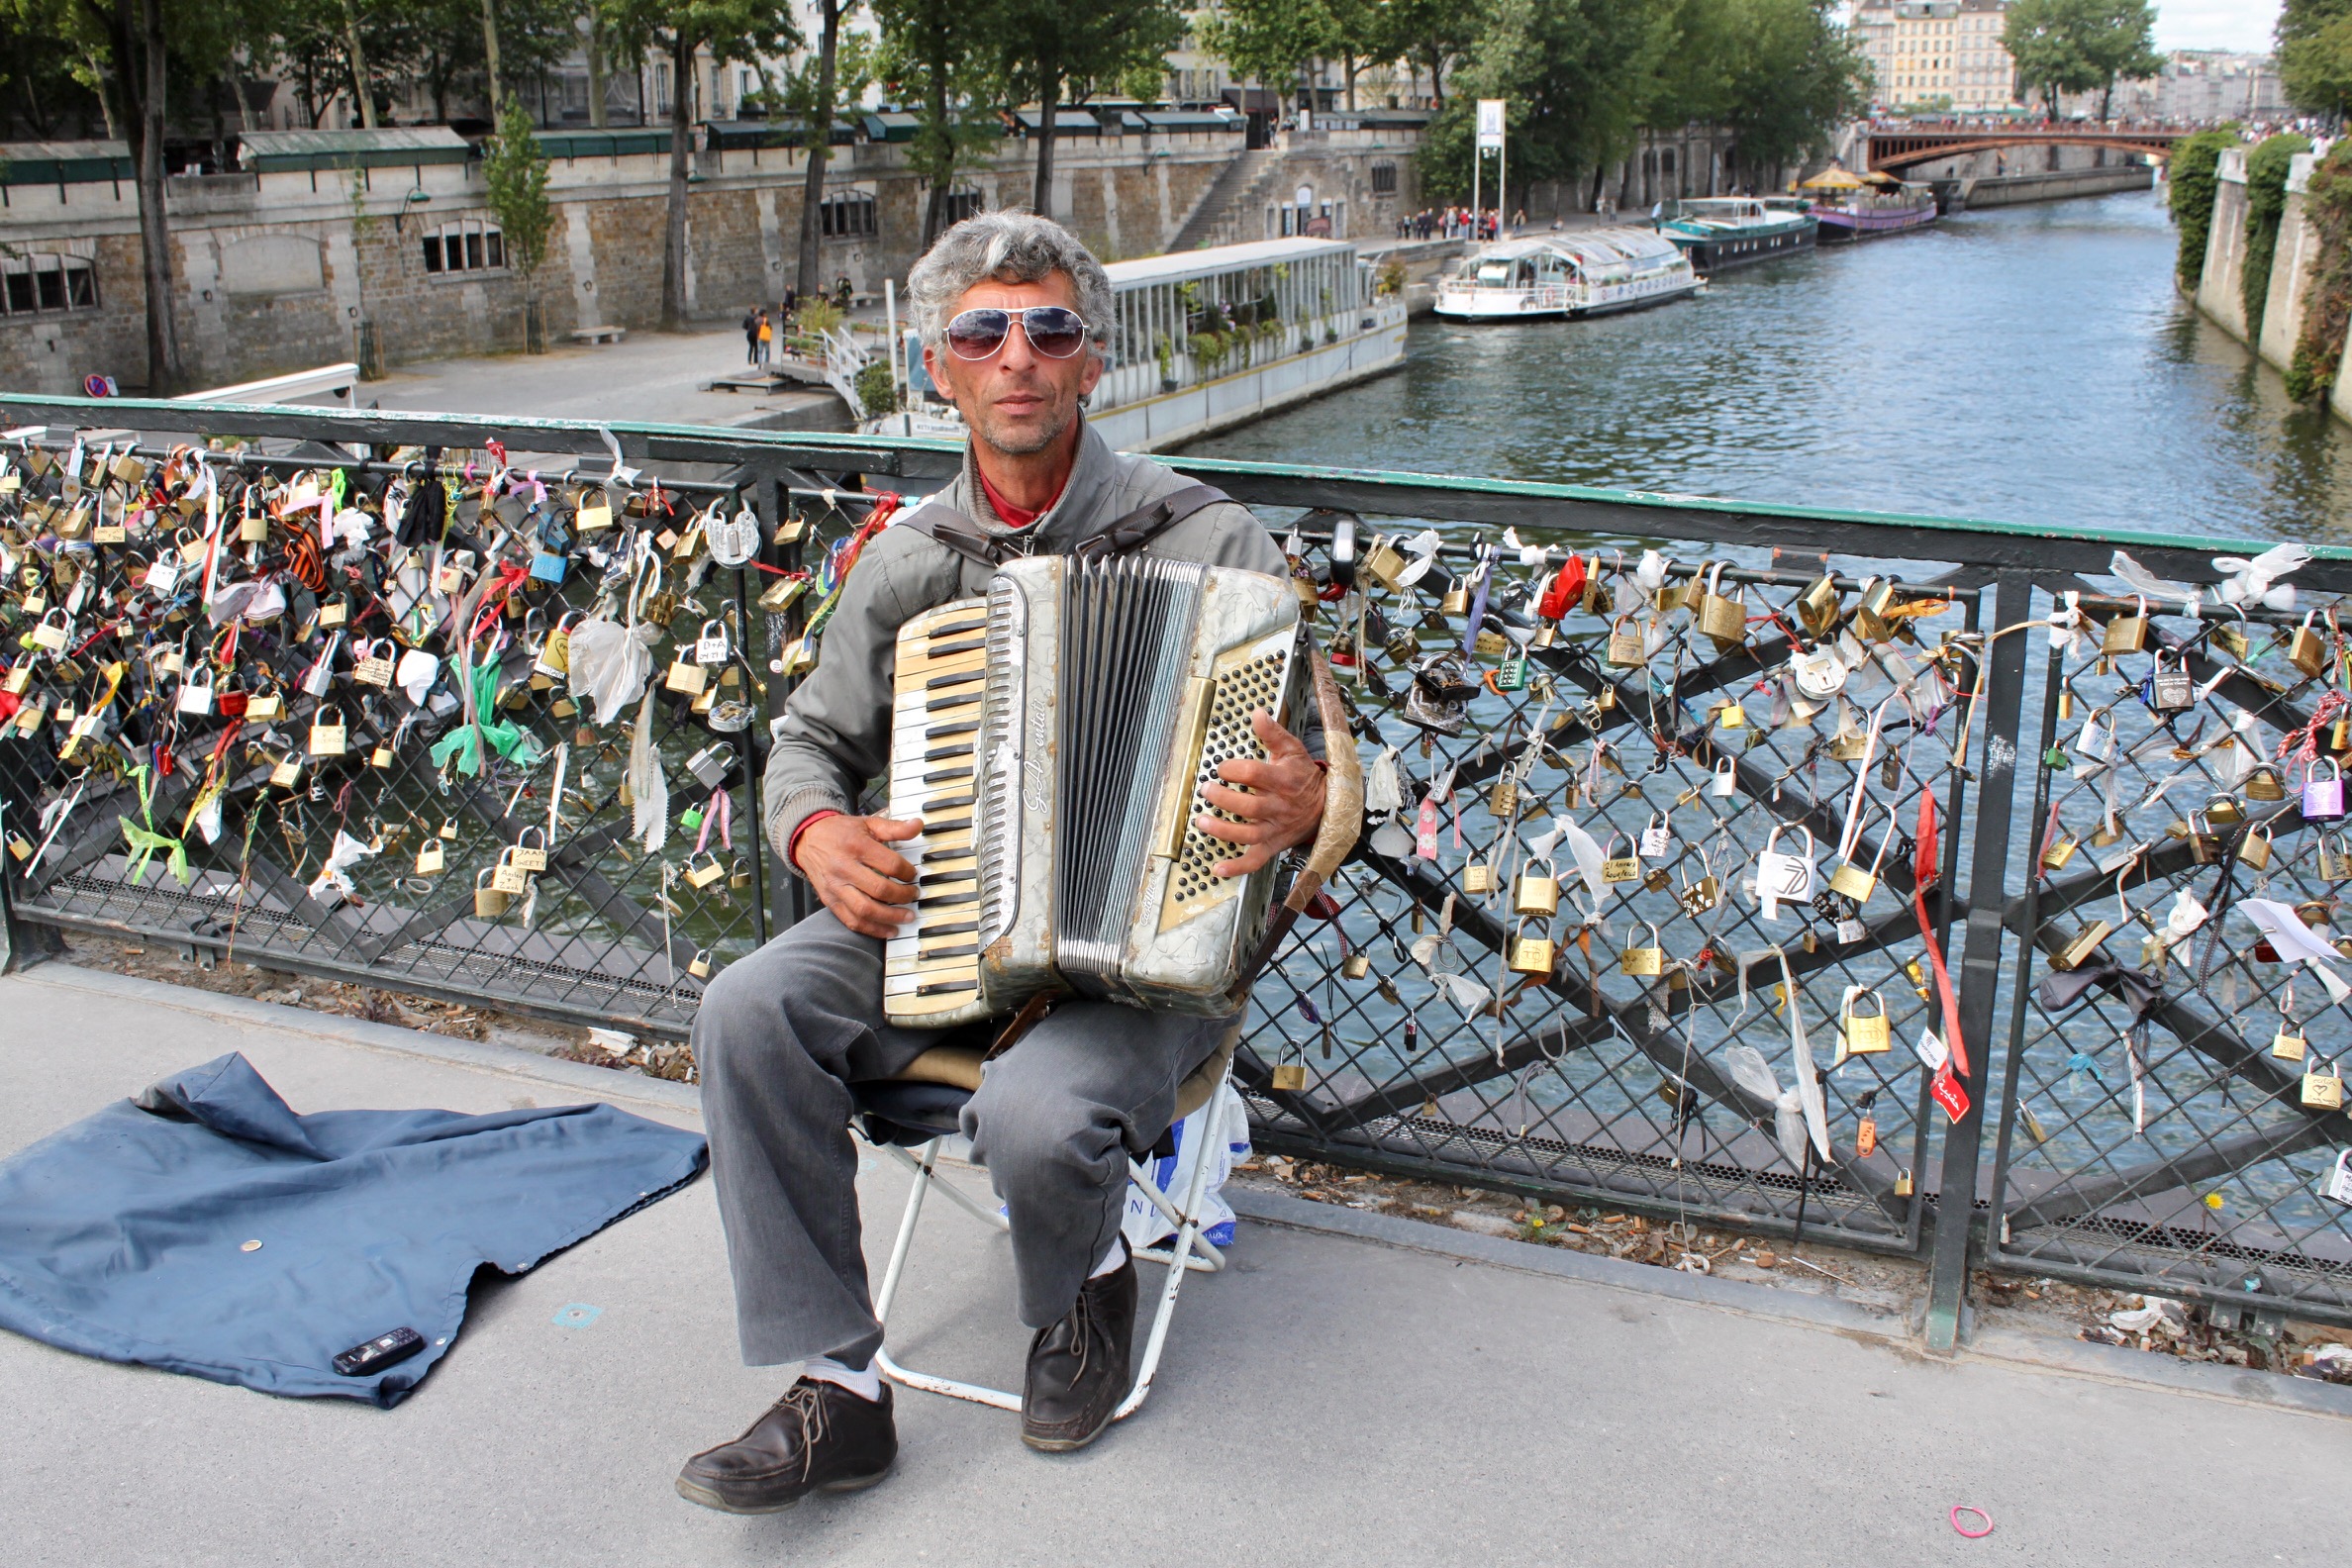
xmin=1951 ymin=1505 xmax=1994 ymax=1539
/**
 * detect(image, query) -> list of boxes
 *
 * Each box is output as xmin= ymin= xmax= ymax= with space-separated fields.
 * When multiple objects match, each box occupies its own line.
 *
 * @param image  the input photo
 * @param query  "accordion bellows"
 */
xmin=884 ymin=555 xmax=1303 ymax=1027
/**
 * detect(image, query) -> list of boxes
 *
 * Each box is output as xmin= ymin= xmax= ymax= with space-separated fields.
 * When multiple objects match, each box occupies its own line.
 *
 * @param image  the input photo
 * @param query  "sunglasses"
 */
xmin=943 ymin=305 xmax=1092 ymax=360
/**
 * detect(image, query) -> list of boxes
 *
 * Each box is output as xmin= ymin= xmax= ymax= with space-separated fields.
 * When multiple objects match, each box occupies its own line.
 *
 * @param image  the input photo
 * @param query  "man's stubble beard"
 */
xmin=971 ymin=392 xmax=1075 ymax=458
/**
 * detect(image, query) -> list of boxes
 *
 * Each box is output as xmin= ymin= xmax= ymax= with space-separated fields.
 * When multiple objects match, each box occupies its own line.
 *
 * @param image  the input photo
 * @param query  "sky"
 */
xmin=2154 ymin=1 xmax=2281 ymax=54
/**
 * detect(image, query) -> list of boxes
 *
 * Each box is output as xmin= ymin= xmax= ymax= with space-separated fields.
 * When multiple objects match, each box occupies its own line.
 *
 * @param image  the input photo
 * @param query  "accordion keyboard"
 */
xmin=882 ymin=598 xmax=991 ymax=1022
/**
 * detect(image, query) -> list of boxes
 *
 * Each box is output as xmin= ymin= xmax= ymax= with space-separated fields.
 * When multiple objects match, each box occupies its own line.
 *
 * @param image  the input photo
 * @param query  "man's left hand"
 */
xmin=1198 ymin=711 xmax=1325 ymax=879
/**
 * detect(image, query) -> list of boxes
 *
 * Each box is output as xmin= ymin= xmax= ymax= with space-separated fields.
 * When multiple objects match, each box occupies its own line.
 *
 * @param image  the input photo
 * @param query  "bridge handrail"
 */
xmin=3 ymin=391 xmax=2345 ymax=590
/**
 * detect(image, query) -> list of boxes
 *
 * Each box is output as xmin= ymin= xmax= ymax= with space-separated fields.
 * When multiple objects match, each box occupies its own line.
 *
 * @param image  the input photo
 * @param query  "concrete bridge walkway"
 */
xmin=4 ymin=963 xmax=2345 ymax=1567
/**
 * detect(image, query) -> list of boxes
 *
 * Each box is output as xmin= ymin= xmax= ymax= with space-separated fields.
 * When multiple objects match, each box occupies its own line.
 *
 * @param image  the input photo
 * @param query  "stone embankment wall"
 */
xmin=2191 ymin=147 xmax=2352 ymax=426
xmin=1956 ymin=165 xmax=2155 ymax=207
xmin=0 ymin=127 xmax=1421 ymax=394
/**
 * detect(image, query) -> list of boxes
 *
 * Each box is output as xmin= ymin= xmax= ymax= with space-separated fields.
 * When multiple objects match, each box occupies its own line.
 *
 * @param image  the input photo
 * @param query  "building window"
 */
xmin=820 ymin=190 xmax=877 ymax=238
xmin=1 ymin=249 xmax=99 ymax=315
xmin=943 ymin=189 xmax=985 ymax=225
xmin=422 ymin=218 xmax=505 ymax=274
xmin=1370 ymin=161 xmax=1397 ymax=194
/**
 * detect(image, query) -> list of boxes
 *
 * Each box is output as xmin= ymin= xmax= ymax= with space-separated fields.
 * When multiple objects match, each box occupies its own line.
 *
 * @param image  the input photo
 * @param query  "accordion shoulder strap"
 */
xmin=1075 ymin=482 xmax=1232 ymax=560
xmin=899 ymin=482 xmax=1233 ymax=568
xmin=895 ymin=503 xmax=1008 ymax=568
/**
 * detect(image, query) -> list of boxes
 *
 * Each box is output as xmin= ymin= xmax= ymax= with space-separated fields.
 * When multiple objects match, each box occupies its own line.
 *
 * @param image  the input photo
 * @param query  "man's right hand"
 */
xmin=796 ymin=814 xmax=924 ymax=938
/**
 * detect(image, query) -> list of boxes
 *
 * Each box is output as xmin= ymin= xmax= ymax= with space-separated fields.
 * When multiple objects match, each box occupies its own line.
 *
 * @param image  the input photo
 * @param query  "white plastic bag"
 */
xmin=565 ymin=617 xmax=657 ymax=727
xmin=1123 ymin=1079 xmax=1251 ymax=1252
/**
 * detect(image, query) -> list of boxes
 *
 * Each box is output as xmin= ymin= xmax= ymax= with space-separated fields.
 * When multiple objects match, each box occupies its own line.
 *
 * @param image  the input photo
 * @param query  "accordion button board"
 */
xmin=881 ymin=554 xmax=1304 ymax=1028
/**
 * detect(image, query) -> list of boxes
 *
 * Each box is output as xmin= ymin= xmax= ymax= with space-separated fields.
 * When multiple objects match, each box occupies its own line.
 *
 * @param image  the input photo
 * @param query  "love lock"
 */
xmin=1790 ymin=644 xmax=1847 ymax=700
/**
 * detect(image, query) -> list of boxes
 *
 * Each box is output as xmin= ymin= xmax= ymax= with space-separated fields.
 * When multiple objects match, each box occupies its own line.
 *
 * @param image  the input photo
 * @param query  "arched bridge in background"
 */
xmin=1866 ymin=127 xmax=2189 ymax=174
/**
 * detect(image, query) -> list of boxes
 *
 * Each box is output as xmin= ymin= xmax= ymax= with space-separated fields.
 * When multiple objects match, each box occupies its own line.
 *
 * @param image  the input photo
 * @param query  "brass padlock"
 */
xmin=1601 ymin=833 xmax=1639 ymax=884
xmin=2303 ymin=1068 xmax=2346 ymax=1111
xmin=2240 ymin=824 xmax=2273 ymax=871
xmin=269 ymin=756 xmax=302 ymax=788
xmin=491 ymin=846 xmax=532 ymax=896
xmin=1855 ymin=577 xmax=1900 ymax=642
xmin=1463 ymin=861 xmax=1496 ymax=896
xmin=1894 ymin=1167 xmax=1914 ymax=1198
xmin=688 ymin=949 xmax=714 ymax=980
xmin=1827 ymin=860 xmax=1878 ymax=901
xmin=1842 ymin=988 xmax=1892 ymax=1055
xmin=2245 ymin=764 xmax=2287 ymax=802
xmin=1697 ymin=578 xmax=1745 ymax=648
xmin=416 ymin=838 xmax=444 ymax=874
xmin=2052 ymin=919 xmax=2113 ymax=970
xmin=665 ymin=654 xmax=709 ymax=695
xmin=2273 ymin=1028 xmax=2308 ymax=1062
xmin=1361 ymin=537 xmax=1405 ymax=590
xmin=1439 ymin=581 xmax=1469 ymax=617
xmin=1514 ymin=864 xmax=1559 ymax=916
xmin=308 ymin=707 xmax=347 ymax=756
xmin=2039 ymin=833 xmax=2079 ymax=872
xmin=1620 ymin=924 xmax=1664 ymax=978
xmin=1488 ymin=776 xmax=1519 ymax=818
xmin=1795 ymin=575 xmax=1840 ymax=637
xmin=2056 ymin=687 xmax=2076 ymax=721
xmin=2102 ymin=605 xmax=2149 ymax=654
xmin=370 ymin=743 xmax=394 ymax=768
xmin=1270 ymin=1043 xmax=1308 ymax=1092
xmin=512 ymin=828 xmax=550 ymax=873
xmin=731 ymin=857 xmax=753 ymax=890
xmin=474 ymin=868 xmax=510 ymax=918
xmin=1508 ymin=922 xmax=1557 ymax=976
xmin=2290 ymin=612 xmax=2328 ymax=678
xmin=1342 ymin=951 xmax=1371 ymax=980
xmin=2205 ymin=792 xmax=2246 ymax=827
xmin=1606 ymin=616 xmax=1645 ymax=669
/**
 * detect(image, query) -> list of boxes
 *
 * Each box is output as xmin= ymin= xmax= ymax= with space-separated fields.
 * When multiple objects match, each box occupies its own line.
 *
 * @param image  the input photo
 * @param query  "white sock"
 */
xmin=1088 ymin=1236 xmax=1127 ymax=1279
xmin=802 ymin=1354 xmax=883 ymax=1402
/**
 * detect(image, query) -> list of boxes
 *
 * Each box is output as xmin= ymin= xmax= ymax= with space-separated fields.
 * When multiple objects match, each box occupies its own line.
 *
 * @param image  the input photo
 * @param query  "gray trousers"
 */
xmin=694 ymin=908 xmax=1227 ymax=1369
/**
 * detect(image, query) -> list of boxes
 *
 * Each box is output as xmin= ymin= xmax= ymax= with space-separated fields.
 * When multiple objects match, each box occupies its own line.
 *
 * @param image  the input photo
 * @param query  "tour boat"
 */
xmin=869 ymin=236 xmax=1408 ymax=452
xmin=1655 ymin=197 xmax=1818 ymax=272
xmin=1431 ymin=230 xmax=1699 ymax=322
xmin=1802 ymin=169 xmax=1937 ymax=243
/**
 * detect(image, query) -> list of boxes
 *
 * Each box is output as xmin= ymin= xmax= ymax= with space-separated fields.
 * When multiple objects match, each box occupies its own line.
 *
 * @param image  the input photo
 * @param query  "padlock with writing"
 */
xmin=308 ymin=707 xmax=347 ymax=757
xmin=1507 ymin=920 xmax=1557 ymax=977
xmin=1514 ymin=858 xmax=1560 ymax=916
xmin=30 ymin=609 xmax=70 ymax=652
xmin=352 ymin=638 xmax=396 ymax=687
xmin=2146 ymin=647 xmax=2194 ymax=712
xmin=2305 ymin=758 xmax=2347 ymax=822
xmin=491 ymin=846 xmax=532 ymax=896
xmin=1620 ymin=923 xmax=1664 ymax=978
xmin=2303 ymin=1065 xmax=2346 ymax=1111
xmin=1827 ymin=858 xmax=1878 ymax=901
xmin=2273 ymin=1026 xmax=2308 ymax=1062
xmin=2101 ymin=601 xmax=2149 ymax=654
xmin=1638 ymin=812 xmax=1671 ymax=859
xmin=694 ymin=618 xmax=731 ymax=666
xmin=1462 ymin=860 xmax=1496 ymax=896
xmin=512 ymin=827 xmax=550 ymax=873
xmin=1841 ymin=987 xmax=1892 ymax=1056
xmin=1270 ymin=1038 xmax=1309 ymax=1092
xmin=1606 ymin=615 xmax=1645 ymax=669
xmin=1601 ymin=833 xmax=1640 ymax=884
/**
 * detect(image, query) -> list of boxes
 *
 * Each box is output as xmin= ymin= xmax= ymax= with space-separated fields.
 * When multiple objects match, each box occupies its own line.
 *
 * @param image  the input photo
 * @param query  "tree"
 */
xmin=792 ymin=0 xmax=841 ymax=299
xmin=2073 ymin=0 xmax=2161 ymax=121
xmin=599 ymin=0 xmax=799 ymax=329
xmin=994 ymin=0 xmax=1181 ymax=220
xmin=2280 ymin=0 xmax=2352 ymax=118
xmin=482 ymin=91 xmax=553 ymax=346
xmin=1199 ymin=0 xmax=1336 ymax=111
xmin=1367 ymin=0 xmax=1484 ymax=109
xmin=873 ymin=0 xmax=1004 ymax=245
xmin=2002 ymin=0 xmax=2153 ymax=119
xmin=1718 ymin=0 xmax=1868 ymax=178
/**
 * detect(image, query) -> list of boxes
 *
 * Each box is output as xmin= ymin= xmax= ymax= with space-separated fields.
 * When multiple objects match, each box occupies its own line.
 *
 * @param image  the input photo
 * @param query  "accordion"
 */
xmin=883 ymin=553 xmax=1355 ymax=1028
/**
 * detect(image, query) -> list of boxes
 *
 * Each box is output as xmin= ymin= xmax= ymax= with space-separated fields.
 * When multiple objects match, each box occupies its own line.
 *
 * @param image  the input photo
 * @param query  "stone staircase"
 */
xmin=1167 ymin=148 xmax=1285 ymax=251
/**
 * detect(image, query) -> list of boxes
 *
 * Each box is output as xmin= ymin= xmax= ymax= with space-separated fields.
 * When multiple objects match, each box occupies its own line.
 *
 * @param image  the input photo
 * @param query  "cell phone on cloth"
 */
xmin=333 ymin=1326 xmax=426 ymax=1377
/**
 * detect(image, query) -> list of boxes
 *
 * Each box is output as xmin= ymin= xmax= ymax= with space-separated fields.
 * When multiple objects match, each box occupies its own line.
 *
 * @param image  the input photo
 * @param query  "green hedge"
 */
xmin=2166 ymin=127 xmax=2237 ymax=289
xmin=2290 ymin=142 xmax=2352 ymax=400
xmin=2244 ymin=132 xmax=2313 ymax=340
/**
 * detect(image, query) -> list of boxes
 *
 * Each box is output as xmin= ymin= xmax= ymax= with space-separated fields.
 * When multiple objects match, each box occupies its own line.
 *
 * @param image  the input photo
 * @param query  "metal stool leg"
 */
xmin=1115 ymin=1127 xmax=1223 ymax=1421
xmin=871 ymin=1137 xmax=1023 ymax=1413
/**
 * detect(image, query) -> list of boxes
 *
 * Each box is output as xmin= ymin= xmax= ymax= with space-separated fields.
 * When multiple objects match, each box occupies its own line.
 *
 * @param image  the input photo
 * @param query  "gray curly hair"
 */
xmin=905 ymin=210 xmax=1114 ymax=354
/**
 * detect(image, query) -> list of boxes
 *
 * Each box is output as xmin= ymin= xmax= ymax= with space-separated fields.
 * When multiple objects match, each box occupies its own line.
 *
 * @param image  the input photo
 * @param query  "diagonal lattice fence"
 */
xmin=6 ymin=394 xmax=2352 ymax=1344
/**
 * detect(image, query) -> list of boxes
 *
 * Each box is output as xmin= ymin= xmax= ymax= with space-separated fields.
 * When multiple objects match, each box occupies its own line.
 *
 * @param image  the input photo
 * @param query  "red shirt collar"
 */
xmin=975 ymin=464 xmax=1068 ymax=532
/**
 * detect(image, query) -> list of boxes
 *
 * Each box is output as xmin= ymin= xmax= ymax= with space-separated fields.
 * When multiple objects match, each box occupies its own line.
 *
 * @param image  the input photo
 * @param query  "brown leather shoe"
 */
xmin=675 ymin=1379 xmax=897 ymax=1514
xmin=1022 ymin=1240 xmax=1136 ymax=1452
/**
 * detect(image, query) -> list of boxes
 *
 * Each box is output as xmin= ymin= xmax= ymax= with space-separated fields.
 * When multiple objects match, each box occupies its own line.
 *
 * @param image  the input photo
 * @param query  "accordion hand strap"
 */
xmin=1225 ymin=641 xmax=1364 ymax=1008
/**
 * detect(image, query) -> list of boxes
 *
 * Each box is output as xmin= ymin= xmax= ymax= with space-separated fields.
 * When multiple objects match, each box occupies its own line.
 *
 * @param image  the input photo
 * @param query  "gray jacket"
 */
xmin=762 ymin=422 xmax=1298 ymax=863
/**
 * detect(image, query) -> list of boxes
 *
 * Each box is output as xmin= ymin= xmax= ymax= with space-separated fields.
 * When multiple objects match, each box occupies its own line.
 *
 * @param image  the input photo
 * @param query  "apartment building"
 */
xmin=1853 ymin=0 xmax=2018 ymax=114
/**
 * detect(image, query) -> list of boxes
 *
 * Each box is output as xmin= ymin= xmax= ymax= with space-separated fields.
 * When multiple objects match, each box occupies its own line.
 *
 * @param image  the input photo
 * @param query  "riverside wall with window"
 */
xmin=0 ymin=124 xmax=1423 ymax=394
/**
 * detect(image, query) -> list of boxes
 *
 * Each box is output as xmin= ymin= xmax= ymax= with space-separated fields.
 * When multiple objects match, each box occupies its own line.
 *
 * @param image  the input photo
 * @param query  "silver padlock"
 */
xmin=2305 ymin=758 xmax=2347 ymax=823
xmin=687 ymin=741 xmax=735 ymax=790
xmin=2147 ymin=648 xmax=2194 ymax=713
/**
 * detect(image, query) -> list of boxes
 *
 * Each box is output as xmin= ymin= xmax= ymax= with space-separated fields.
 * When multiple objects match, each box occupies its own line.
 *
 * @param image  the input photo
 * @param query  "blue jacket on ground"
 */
xmin=0 ymin=1051 xmax=707 ymax=1406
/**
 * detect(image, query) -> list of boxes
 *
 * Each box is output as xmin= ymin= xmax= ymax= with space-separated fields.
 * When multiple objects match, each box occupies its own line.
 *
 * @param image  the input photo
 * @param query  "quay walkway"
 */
xmin=4 ymin=962 xmax=2344 ymax=1566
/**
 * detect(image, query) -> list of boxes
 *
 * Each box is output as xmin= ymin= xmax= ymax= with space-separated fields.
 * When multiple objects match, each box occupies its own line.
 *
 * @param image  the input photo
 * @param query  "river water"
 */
xmin=1192 ymin=189 xmax=2352 ymax=545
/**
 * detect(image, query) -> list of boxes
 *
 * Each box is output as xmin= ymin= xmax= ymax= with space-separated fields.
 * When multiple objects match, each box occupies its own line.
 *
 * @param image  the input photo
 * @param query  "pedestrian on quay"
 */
xmin=756 ymin=310 xmax=774 ymax=367
xmin=781 ymin=285 xmax=798 ymax=327
xmin=741 ymin=307 xmax=761 ymax=367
